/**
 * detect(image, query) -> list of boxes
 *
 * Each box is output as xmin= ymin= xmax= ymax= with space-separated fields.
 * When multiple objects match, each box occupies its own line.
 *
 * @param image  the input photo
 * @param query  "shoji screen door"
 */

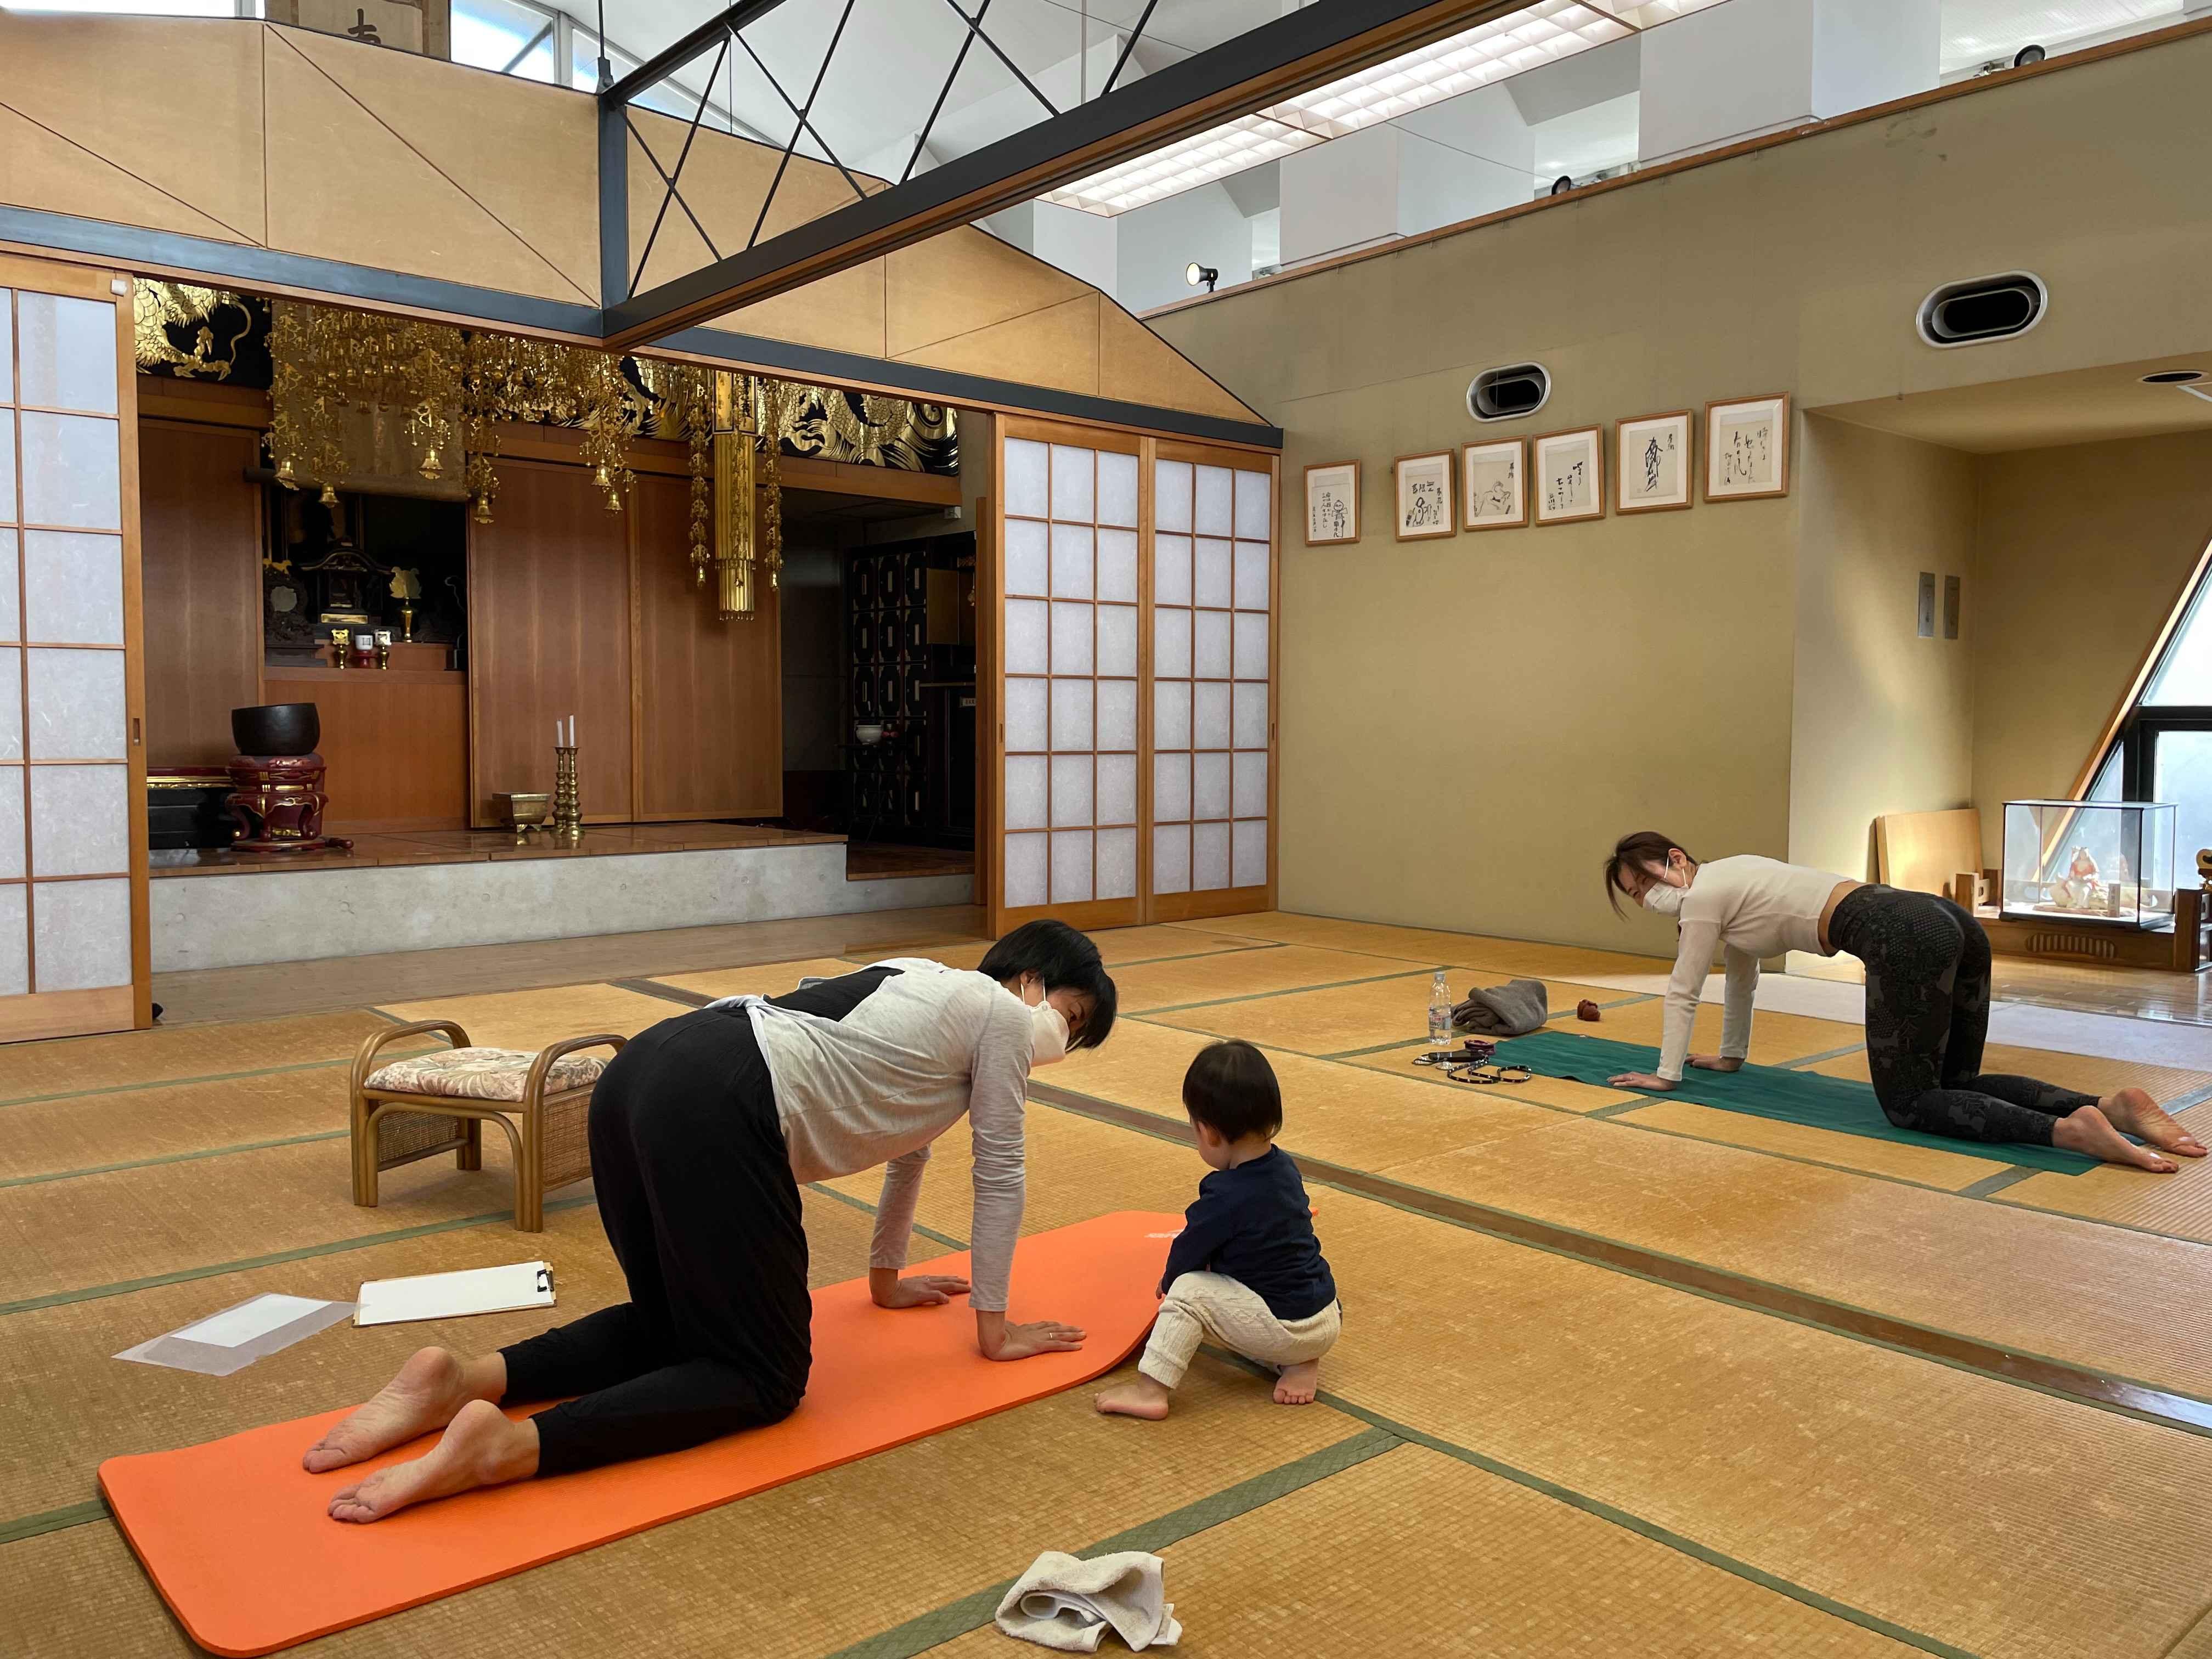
xmin=0 ymin=256 xmax=148 ymax=1041
xmin=994 ymin=424 xmax=1144 ymax=931
xmin=1148 ymin=443 xmax=1276 ymax=922
xmin=988 ymin=419 xmax=1276 ymax=933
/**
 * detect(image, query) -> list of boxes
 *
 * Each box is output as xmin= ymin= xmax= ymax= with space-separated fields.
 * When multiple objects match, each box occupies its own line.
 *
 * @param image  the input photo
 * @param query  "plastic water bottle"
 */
xmin=1429 ymin=969 xmax=1453 ymax=1049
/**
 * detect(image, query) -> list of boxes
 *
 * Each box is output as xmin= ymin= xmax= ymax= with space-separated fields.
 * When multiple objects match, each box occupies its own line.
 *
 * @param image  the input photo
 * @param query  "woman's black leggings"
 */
xmin=1828 ymin=885 xmax=2097 ymax=1147
xmin=498 ymin=968 xmax=899 ymax=1476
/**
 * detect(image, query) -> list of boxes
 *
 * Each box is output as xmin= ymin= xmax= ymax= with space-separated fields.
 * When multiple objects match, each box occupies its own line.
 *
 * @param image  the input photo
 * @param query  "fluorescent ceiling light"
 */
xmin=1044 ymin=0 xmax=1731 ymax=217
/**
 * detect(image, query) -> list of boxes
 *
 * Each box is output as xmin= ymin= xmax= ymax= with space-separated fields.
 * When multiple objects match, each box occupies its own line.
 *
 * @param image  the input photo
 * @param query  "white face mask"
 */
xmin=1029 ymin=1000 xmax=1070 ymax=1068
xmin=1642 ymin=882 xmax=1687 ymax=917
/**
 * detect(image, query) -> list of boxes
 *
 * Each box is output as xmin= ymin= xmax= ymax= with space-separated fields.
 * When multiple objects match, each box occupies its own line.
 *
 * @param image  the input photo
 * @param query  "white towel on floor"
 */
xmin=994 ymin=1551 xmax=1181 ymax=1652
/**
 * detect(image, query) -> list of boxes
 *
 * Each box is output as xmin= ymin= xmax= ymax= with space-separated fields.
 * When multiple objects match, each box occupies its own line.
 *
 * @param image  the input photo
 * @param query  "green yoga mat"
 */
xmin=1489 ymin=1029 xmax=2096 ymax=1175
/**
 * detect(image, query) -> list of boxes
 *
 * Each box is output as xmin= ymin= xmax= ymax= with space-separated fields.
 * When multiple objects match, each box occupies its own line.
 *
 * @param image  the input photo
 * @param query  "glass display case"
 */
xmin=2001 ymin=800 xmax=2176 ymax=929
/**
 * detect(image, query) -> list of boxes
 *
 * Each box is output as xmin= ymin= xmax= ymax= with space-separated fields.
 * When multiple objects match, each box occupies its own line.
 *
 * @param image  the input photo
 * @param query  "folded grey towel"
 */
xmin=994 ymin=1550 xmax=1182 ymax=1652
xmin=1452 ymin=978 xmax=1549 ymax=1037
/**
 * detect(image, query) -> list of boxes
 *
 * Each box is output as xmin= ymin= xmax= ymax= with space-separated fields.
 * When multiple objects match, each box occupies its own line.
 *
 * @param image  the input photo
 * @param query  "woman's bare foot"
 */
xmin=328 ymin=1400 xmax=538 ymax=1523
xmin=2053 ymin=1104 xmax=2177 ymax=1173
xmin=304 ymin=1347 xmax=477 ymax=1472
xmin=2096 ymin=1088 xmax=2207 ymax=1158
xmin=1095 ymin=1376 xmax=1171 ymax=1420
xmin=1273 ymin=1361 xmax=1321 ymax=1406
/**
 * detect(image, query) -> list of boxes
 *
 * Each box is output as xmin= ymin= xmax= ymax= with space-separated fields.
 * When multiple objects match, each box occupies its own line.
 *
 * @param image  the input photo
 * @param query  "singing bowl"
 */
xmin=230 ymin=703 xmax=320 ymax=758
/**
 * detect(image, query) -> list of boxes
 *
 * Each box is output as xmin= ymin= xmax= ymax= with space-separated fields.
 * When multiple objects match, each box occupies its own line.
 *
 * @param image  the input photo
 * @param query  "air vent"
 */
xmin=1916 ymin=272 xmax=2047 ymax=348
xmin=2142 ymin=370 xmax=2204 ymax=385
xmin=1466 ymin=363 xmax=1551 ymax=422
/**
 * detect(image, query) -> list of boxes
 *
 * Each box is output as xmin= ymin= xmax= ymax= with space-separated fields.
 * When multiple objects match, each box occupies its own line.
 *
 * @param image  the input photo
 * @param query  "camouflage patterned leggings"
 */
xmin=1827 ymin=885 xmax=2098 ymax=1146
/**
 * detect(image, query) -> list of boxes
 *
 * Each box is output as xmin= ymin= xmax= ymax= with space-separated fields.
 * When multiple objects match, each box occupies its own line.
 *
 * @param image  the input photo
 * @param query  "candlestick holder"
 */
xmin=552 ymin=745 xmax=583 ymax=843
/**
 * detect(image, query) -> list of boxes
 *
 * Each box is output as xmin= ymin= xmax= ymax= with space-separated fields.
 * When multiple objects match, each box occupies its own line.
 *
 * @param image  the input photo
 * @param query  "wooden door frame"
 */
xmin=0 ymin=252 xmax=149 ymax=1039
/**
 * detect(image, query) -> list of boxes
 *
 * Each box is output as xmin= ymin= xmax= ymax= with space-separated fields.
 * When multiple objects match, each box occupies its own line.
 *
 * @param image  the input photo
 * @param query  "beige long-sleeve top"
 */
xmin=719 ymin=963 xmax=1031 ymax=1311
xmin=1657 ymin=855 xmax=1844 ymax=1082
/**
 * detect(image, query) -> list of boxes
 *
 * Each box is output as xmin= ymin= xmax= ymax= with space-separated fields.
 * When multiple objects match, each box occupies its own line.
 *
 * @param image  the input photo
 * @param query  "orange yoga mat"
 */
xmin=101 ymin=1210 xmax=1181 ymax=1657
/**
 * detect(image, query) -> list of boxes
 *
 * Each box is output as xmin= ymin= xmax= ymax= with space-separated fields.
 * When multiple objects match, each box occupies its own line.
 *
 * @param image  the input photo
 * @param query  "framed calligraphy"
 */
xmin=1615 ymin=410 xmax=1692 ymax=514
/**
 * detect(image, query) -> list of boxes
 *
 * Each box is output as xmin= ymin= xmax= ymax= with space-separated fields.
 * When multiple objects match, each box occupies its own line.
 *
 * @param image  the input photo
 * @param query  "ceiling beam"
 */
xmin=602 ymin=0 xmax=795 ymax=107
xmin=600 ymin=0 xmax=1523 ymax=351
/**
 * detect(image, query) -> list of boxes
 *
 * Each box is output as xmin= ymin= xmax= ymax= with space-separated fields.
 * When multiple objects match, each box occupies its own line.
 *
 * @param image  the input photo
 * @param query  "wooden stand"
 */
xmin=1975 ymin=885 xmax=2210 ymax=973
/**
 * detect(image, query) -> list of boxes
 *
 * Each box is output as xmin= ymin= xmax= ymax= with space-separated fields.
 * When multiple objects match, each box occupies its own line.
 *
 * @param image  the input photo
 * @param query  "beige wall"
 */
xmin=1790 ymin=418 xmax=1978 ymax=882
xmin=1149 ymin=31 xmax=2212 ymax=950
xmin=1970 ymin=431 xmax=2212 ymax=861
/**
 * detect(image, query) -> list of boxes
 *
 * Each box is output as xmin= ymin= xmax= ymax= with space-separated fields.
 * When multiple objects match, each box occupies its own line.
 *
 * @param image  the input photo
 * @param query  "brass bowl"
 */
xmin=494 ymin=792 xmax=551 ymax=830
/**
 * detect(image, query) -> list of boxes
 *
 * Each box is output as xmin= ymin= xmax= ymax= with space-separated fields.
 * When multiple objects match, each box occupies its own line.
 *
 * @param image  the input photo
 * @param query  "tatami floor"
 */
xmin=10 ymin=912 xmax=2212 ymax=1657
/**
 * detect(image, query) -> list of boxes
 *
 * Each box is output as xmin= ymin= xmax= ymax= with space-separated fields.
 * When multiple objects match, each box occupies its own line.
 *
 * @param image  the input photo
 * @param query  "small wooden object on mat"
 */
xmin=348 ymin=1022 xmax=625 ymax=1231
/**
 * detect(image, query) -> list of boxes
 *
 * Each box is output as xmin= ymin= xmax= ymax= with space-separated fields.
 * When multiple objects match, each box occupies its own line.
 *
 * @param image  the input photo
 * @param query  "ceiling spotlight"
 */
xmin=1549 ymin=174 xmax=1574 ymax=196
xmin=2013 ymin=43 xmax=2045 ymax=66
xmin=2141 ymin=370 xmax=2205 ymax=385
xmin=1185 ymin=262 xmax=1219 ymax=292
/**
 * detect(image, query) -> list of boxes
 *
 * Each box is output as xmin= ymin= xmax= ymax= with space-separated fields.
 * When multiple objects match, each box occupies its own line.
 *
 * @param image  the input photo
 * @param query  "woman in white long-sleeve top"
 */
xmin=1601 ymin=830 xmax=2201 ymax=1172
xmin=300 ymin=919 xmax=1117 ymax=1523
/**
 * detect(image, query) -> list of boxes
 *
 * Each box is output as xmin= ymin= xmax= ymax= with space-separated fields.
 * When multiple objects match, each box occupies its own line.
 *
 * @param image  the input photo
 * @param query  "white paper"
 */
xmin=355 ymin=1261 xmax=555 ymax=1327
xmin=116 ymin=1294 xmax=354 ymax=1377
xmin=171 ymin=1293 xmax=330 ymax=1348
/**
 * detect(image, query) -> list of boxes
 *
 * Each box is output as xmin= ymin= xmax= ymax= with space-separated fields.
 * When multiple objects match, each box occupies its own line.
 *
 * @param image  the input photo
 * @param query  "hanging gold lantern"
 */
xmin=712 ymin=371 xmax=759 ymax=622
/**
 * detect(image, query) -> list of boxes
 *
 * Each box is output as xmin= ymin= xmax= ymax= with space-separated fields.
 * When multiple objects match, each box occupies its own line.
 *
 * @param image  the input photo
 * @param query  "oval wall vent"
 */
xmin=1916 ymin=272 xmax=2048 ymax=348
xmin=1466 ymin=363 xmax=1551 ymax=421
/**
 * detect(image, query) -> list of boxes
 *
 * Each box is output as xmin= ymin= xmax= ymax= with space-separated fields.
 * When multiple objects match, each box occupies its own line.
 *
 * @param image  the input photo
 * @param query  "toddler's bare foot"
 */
xmin=1095 ymin=1376 xmax=1171 ymax=1420
xmin=304 ymin=1347 xmax=471 ymax=1472
xmin=1273 ymin=1361 xmax=1321 ymax=1405
xmin=328 ymin=1400 xmax=538 ymax=1523
xmin=2053 ymin=1104 xmax=2176 ymax=1172
xmin=2097 ymin=1087 xmax=2206 ymax=1157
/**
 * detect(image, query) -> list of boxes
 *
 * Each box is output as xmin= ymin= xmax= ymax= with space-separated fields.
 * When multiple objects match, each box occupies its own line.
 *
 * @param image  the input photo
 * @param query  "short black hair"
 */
xmin=1182 ymin=1040 xmax=1282 ymax=1141
xmin=977 ymin=919 xmax=1118 ymax=1051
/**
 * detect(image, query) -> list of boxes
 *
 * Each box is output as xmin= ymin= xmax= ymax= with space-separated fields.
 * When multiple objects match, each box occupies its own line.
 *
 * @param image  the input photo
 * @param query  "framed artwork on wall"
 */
xmin=1393 ymin=451 xmax=1455 ymax=541
xmin=1460 ymin=438 xmax=1526 ymax=530
xmin=1304 ymin=461 xmax=1360 ymax=545
xmin=1615 ymin=411 xmax=1692 ymax=512
xmin=1532 ymin=427 xmax=1604 ymax=524
xmin=1705 ymin=393 xmax=1791 ymax=501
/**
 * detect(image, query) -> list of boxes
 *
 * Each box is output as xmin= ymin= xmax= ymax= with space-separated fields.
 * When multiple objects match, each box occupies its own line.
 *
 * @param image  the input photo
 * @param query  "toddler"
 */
xmin=1096 ymin=1040 xmax=1340 ymax=1419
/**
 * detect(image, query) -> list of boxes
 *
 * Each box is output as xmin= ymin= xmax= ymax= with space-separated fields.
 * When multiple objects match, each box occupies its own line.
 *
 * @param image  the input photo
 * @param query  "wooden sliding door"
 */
xmin=0 ymin=254 xmax=149 ymax=1040
xmin=986 ymin=419 xmax=1277 ymax=936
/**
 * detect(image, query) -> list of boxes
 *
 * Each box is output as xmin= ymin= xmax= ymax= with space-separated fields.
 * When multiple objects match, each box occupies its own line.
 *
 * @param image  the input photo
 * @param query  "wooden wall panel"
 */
xmin=139 ymin=419 xmax=264 ymax=767
xmin=467 ymin=461 xmax=633 ymax=824
xmin=633 ymin=472 xmax=782 ymax=820
xmin=262 ymin=668 xmax=467 ymax=832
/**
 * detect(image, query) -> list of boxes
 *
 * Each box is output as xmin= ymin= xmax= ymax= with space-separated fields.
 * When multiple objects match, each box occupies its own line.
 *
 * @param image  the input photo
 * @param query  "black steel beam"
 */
xmin=601 ymin=0 xmax=1512 ymax=348
xmin=597 ymin=98 xmax=630 ymax=306
xmin=602 ymin=0 xmax=793 ymax=108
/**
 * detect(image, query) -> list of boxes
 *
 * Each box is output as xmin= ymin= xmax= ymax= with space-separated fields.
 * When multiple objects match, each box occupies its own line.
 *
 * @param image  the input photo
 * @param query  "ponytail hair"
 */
xmin=1604 ymin=831 xmax=1695 ymax=917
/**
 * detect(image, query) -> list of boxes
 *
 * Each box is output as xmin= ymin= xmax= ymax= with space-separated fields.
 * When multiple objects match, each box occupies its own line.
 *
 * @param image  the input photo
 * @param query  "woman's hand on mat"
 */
xmin=1607 ymin=1071 xmax=1677 ymax=1092
xmin=977 ymin=1310 xmax=1087 ymax=1361
xmin=1687 ymin=1054 xmax=1743 ymax=1073
xmin=869 ymin=1269 xmax=971 ymax=1309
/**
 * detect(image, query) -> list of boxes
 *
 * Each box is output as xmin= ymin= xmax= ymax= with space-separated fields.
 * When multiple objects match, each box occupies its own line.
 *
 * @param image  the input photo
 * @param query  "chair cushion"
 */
xmin=365 ymin=1046 xmax=607 ymax=1103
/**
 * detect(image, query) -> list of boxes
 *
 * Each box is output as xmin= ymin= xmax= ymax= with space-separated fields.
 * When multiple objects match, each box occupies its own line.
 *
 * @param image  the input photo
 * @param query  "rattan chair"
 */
xmin=348 ymin=1020 xmax=626 ymax=1232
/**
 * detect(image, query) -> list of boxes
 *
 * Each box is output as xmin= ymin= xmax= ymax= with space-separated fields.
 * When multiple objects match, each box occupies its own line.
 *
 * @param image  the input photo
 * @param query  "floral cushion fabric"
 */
xmin=365 ymin=1046 xmax=608 ymax=1103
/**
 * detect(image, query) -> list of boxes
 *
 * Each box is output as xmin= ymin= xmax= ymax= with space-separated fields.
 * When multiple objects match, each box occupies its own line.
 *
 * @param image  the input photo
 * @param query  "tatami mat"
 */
xmin=1109 ymin=945 xmax=1435 ymax=1013
xmin=0 ymin=1068 xmax=364 ymax=1187
xmin=0 ymin=1194 xmax=871 ymax=1529
xmin=1055 ymin=1019 xmax=1565 ymax=1171
xmin=0 ymin=1136 xmax=538 ymax=1308
xmin=649 ymin=957 xmax=872 ymax=1000
xmin=375 ymin=984 xmax=681 ymax=1052
xmin=930 ymin=1442 xmax=1916 ymax=1657
xmin=1308 ymin=1193 xmax=2212 ymax=1659
xmin=1381 ymin=1119 xmax=2212 ymax=1403
xmin=2 ymin=1356 xmax=1367 ymax=1659
xmin=1340 ymin=1041 xmax=1649 ymax=1112
xmin=1146 ymin=972 xmax=1489 ymax=1056
xmin=1172 ymin=912 xmax=1667 ymax=979
xmin=2002 ymin=1101 xmax=2212 ymax=1244
xmin=0 ymin=1011 xmax=400 ymax=1104
xmin=1613 ymin=1098 xmax=2003 ymax=1190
